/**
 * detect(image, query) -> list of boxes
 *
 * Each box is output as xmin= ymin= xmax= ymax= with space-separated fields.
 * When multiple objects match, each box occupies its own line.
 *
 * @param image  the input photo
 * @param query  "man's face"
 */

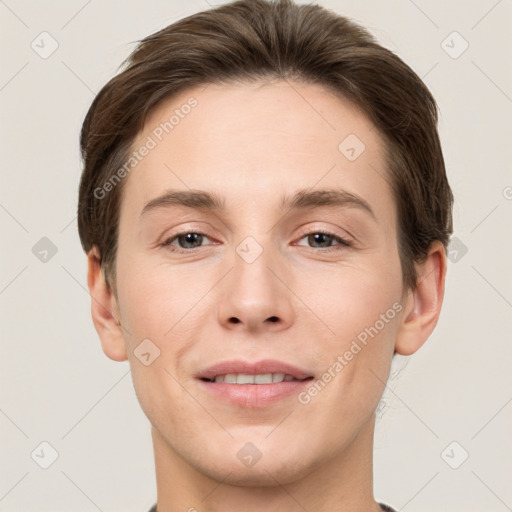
xmin=112 ymin=80 xmax=407 ymax=484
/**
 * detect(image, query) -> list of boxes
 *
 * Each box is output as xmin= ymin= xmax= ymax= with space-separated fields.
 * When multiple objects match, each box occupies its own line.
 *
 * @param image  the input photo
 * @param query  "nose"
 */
xmin=216 ymin=241 xmax=295 ymax=334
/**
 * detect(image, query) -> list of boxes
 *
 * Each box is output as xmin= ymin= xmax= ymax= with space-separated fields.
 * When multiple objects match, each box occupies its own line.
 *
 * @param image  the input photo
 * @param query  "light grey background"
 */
xmin=1 ymin=1 xmax=511 ymax=511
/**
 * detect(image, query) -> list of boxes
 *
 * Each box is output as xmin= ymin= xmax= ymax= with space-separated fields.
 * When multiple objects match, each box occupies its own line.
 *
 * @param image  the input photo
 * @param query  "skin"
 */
xmin=87 ymin=80 xmax=447 ymax=512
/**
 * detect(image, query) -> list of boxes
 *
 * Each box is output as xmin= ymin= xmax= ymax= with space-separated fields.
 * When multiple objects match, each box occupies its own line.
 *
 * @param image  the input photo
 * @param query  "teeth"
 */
xmin=255 ymin=373 xmax=273 ymax=384
xmin=211 ymin=373 xmax=298 ymax=384
xmin=237 ymin=373 xmax=255 ymax=384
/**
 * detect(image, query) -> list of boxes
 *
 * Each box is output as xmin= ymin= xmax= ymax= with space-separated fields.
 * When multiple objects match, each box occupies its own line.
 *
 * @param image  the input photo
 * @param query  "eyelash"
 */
xmin=160 ymin=229 xmax=352 ymax=254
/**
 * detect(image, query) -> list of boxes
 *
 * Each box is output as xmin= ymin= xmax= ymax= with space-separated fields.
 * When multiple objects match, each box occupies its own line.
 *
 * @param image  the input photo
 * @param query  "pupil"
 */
xmin=310 ymin=233 xmax=330 ymax=248
xmin=181 ymin=233 xmax=201 ymax=248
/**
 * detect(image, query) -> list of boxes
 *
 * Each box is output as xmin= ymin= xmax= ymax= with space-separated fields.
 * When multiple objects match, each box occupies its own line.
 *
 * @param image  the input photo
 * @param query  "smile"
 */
xmin=203 ymin=373 xmax=303 ymax=384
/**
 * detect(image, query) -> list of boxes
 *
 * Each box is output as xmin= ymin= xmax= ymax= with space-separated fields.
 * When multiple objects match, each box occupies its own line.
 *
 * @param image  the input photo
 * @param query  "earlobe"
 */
xmin=87 ymin=247 xmax=128 ymax=362
xmin=395 ymin=241 xmax=447 ymax=356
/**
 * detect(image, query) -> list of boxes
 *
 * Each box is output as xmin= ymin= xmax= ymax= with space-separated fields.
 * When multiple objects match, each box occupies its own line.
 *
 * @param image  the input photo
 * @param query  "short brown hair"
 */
xmin=78 ymin=0 xmax=453 ymax=293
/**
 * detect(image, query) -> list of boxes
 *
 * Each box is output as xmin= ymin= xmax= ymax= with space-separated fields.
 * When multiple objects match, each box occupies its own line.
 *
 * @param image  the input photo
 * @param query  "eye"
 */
xmin=160 ymin=231 xmax=214 ymax=253
xmin=295 ymin=230 xmax=351 ymax=251
xmin=160 ymin=229 xmax=351 ymax=254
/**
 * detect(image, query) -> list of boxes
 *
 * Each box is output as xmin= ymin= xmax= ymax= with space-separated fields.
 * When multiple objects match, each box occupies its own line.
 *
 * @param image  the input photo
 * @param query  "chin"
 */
xmin=199 ymin=456 xmax=314 ymax=488
xmin=188 ymin=438 xmax=320 ymax=488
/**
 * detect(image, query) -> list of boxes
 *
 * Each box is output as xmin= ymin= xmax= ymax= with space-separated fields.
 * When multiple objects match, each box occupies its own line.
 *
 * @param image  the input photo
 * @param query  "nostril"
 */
xmin=268 ymin=316 xmax=279 ymax=323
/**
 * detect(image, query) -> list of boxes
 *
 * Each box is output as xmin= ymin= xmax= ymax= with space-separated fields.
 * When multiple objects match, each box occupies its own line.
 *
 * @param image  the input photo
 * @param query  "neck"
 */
xmin=151 ymin=414 xmax=382 ymax=512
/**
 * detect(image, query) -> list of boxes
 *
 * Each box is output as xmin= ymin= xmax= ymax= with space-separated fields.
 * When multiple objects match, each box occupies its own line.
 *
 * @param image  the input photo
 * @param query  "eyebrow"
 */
xmin=139 ymin=188 xmax=376 ymax=221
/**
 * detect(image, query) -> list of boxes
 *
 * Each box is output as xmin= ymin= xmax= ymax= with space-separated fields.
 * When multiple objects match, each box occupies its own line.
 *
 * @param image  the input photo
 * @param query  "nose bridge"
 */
xmin=216 ymin=230 xmax=294 ymax=332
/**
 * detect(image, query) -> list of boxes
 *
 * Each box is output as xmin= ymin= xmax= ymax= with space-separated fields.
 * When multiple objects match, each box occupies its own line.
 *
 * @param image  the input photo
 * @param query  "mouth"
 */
xmin=196 ymin=359 xmax=314 ymax=407
xmin=201 ymin=373 xmax=308 ymax=384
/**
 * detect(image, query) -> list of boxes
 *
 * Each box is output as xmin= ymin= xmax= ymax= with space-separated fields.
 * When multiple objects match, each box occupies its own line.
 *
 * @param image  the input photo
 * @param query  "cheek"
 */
xmin=115 ymin=252 xmax=211 ymax=344
xmin=299 ymin=257 xmax=402 ymax=341
xmin=296 ymin=262 xmax=401 ymax=404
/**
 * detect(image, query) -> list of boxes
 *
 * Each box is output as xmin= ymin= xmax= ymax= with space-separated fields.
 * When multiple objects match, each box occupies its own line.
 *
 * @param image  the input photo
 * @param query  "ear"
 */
xmin=395 ymin=240 xmax=448 ymax=356
xmin=86 ymin=246 xmax=127 ymax=362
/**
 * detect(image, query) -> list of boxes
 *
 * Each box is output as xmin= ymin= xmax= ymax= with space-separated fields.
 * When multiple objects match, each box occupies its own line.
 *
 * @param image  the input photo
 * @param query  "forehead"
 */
xmin=124 ymin=79 xmax=394 ymax=223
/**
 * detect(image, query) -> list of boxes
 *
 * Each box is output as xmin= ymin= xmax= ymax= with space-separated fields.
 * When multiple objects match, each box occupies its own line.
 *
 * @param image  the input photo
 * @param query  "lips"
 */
xmin=196 ymin=359 xmax=314 ymax=408
xmin=210 ymin=373 xmax=298 ymax=384
xmin=197 ymin=359 xmax=313 ymax=382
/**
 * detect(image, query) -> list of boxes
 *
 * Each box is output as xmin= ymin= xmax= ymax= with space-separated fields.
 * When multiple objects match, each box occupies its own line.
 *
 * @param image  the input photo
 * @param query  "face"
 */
xmin=109 ymin=80 xmax=410 ymax=484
